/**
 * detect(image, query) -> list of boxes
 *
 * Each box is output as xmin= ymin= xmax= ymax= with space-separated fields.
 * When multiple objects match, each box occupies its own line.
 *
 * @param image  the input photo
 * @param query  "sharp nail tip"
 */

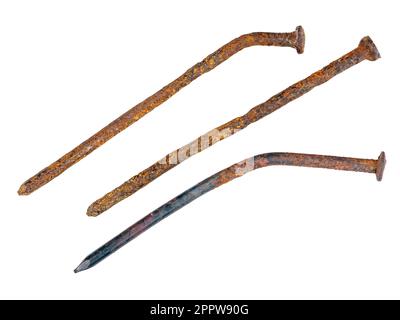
xmin=86 ymin=209 xmax=98 ymax=217
xmin=86 ymin=205 xmax=103 ymax=217
xmin=17 ymin=185 xmax=28 ymax=195
xmin=74 ymin=261 xmax=89 ymax=273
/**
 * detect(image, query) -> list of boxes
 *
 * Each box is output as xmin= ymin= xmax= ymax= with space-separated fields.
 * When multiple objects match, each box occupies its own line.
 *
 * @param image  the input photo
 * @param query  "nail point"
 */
xmin=17 ymin=184 xmax=30 ymax=196
xmin=86 ymin=207 xmax=98 ymax=217
xmin=86 ymin=203 xmax=102 ymax=217
xmin=74 ymin=260 xmax=91 ymax=273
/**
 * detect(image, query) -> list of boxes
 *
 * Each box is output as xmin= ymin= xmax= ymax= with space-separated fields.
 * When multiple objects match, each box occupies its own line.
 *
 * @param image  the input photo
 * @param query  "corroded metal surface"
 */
xmin=75 ymin=151 xmax=385 ymax=273
xmin=18 ymin=27 xmax=305 ymax=196
xmin=87 ymin=36 xmax=381 ymax=217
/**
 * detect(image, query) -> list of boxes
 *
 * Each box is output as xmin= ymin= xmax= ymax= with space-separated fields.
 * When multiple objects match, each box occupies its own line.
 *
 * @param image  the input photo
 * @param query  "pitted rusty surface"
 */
xmin=87 ymin=36 xmax=380 ymax=217
xmin=76 ymin=151 xmax=385 ymax=272
xmin=18 ymin=27 xmax=305 ymax=196
xmin=215 ymin=152 xmax=385 ymax=186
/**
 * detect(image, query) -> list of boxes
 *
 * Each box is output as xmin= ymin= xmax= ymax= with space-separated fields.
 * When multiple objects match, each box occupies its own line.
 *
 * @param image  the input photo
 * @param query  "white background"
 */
xmin=1 ymin=0 xmax=399 ymax=299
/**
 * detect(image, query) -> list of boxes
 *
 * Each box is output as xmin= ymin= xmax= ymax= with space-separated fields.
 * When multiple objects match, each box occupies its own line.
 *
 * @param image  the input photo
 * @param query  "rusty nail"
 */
xmin=18 ymin=27 xmax=305 ymax=196
xmin=87 ymin=36 xmax=380 ymax=217
xmin=76 ymin=151 xmax=385 ymax=272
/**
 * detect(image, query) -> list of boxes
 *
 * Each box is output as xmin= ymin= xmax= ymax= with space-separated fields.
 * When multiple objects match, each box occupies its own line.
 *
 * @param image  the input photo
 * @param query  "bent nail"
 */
xmin=18 ymin=27 xmax=305 ymax=196
xmin=77 ymin=151 xmax=385 ymax=272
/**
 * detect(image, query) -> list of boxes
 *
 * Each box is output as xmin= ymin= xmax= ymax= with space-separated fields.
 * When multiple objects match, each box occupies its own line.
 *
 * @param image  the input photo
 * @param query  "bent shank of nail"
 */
xmin=87 ymin=36 xmax=381 ymax=217
xmin=76 ymin=152 xmax=385 ymax=272
xmin=18 ymin=27 xmax=305 ymax=196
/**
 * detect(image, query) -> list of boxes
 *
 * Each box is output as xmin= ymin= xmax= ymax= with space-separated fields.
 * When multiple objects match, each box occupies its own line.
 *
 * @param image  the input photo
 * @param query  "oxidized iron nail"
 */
xmin=87 ymin=36 xmax=381 ymax=217
xmin=76 ymin=151 xmax=386 ymax=272
xmin=18 ymin=27 xmax=305 ymax=196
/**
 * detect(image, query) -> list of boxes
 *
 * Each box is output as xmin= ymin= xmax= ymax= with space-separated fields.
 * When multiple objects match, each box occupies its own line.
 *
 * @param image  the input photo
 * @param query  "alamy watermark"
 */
xmin=158 ymin=127 xmax=255 ymax=174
